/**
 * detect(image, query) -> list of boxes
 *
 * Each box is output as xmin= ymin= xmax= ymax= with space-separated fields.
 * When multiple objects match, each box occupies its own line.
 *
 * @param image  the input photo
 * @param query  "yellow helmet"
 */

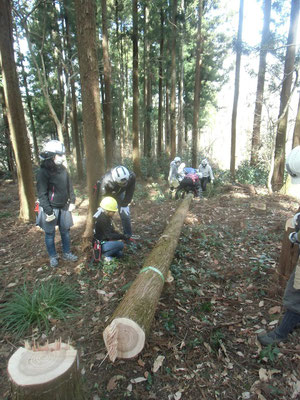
xmin=100 ymin=196 xmax=118 ymax=212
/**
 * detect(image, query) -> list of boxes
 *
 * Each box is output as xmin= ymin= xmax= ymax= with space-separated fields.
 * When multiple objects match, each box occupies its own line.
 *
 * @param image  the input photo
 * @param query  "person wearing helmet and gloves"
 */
xmin=36 ymin=140 xmax=78 ymax=268
xmin=95 ymin=166 xmax=135 ymax=237
xmin=93 ymin=196 xmax=130 ymax=261
xmin=258 ymin=146 xmax=300 ymax=346
xmin=168 ymin=156 xmax=182 ymax=198
xmin=198 ymin=158 xmax=214 ymax=192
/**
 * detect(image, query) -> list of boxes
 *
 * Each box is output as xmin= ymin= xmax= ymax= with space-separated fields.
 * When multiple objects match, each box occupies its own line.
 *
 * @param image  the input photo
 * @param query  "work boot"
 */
xmin=63 ymin=252 xmax=78 ymax=262
xmin=257 ymin=330 xmax=287 ymax=346
xmin=50 ymin=257 xmax=59 ymax=268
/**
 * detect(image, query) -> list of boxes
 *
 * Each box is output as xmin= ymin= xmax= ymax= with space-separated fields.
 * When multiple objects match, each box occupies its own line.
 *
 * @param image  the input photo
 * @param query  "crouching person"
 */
xmin=93 ymin=197 xmax=130 ymax=262
xmin=175 ymin=172 xmax=202 ymax=199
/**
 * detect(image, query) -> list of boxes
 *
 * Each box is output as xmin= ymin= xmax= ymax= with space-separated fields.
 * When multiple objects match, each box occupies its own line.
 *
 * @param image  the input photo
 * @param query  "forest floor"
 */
xmin=0 ymin=179 xmax=300 ymax=400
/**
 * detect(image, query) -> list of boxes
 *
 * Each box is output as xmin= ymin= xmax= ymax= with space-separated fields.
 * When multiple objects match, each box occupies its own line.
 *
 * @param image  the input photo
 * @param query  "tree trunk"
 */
xmin=101 ymin=0 xmax=114 ymax=168
xmin=74 ymin=0 xmax=105 ymax=238
xmin=170 ymin=0 xmax=178 ymax=159
xmin=250 ymin=0 xmax=271 ymax=166
xmin=8 ymin=342 xmax=83 ymax=400
xmin=230 ymin=0 xmax=244 ymax=179
xmin=0 ymin=85 xmax=16 ymax=179
xmin=0 ymin=0 xmax=35 ymax=222
xmin=292 ymin=91 xmax=300 ymax=147
xmin=157 ymin=8 xmax=164 ymax=157
xmin=165 ymin=80 xmax=170 ymax=155
xmin=271 ymin=0 xmax=299 ymax=191
xmin=103 ymin=193 xmax=193 ymax=361
xmin=132 ymin=0 xmax=141 ymax=177
xmin=277 ymin=217 xmax=299 ymax=291
xmin=191 ymin=0 xmax=202 ymax=168
xmin=64 ymin=0 xmax=84 ymax=181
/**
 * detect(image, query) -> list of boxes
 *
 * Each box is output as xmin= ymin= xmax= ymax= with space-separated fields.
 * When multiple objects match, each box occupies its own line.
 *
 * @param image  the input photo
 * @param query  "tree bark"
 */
xmin=103 ymin=193 xmax=193 ymax=361
xmin=74 ymin=0 xmax=105 ymax=238
xmin=0 ymin=0 xmax=35 ymax=222
xmin=230 ymin=0 xmax=244 ymax=179
xmin=170 ymin=0 xmax=178 ymax=159
xmin=8 ymin=342 xmax=83 ymax=400
xmin=292 ymin=91 xmax=300 ymax=147
xmin=157 ymin=8 xmax=164 ymax=157
xmin=132 ymin=0 xmax=141 ymax=176
xmin=250 ymin=0 xmax=271 ymax=166
xmin=191 ymin=0 xmax=203 ymax=168
xmin=101 ymin=0 xmax=114 ymax=168
xmin=272 ymin=0 xmax=299 ymax=191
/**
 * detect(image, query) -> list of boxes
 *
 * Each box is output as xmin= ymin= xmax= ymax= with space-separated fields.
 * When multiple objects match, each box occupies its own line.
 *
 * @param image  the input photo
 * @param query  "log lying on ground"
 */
xmin=8 ymin=341 xmax=83 ymax=400
xmin=277 ymin=217 xmax=299 ymax=291
xmin=103 ymin=193 xmax=193 ymax=361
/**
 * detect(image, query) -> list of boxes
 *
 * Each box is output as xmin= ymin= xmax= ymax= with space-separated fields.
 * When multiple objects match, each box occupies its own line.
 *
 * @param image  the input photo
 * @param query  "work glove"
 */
xmin=120 ymin=206 xmax=130 ymax=216
xmin=292 ymin=212 xmax=300 ymax=231
xmin=68 ymin=203 xmax=76 ymax=212
xmin=45 ymin=213 xmax=56 ymax=222
xmin=289 ymin=231 xmax=300 ymax=244
xmin=294 ymin=264 xmax=300 ymax=290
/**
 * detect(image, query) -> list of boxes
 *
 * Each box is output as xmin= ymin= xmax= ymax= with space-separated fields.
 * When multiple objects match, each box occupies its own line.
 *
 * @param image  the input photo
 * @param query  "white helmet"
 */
xmin=202 ymin=158 xmax=208 ymax=166
xmin=40 ymin=140 xmax=65 ymax=160
xmin=112 ymin=166 xmax=130 ymax=186
xmin=174 ymin=156 xmax=181 ymax=164
xmin=286 ymin=146 xmax=300 ymax=184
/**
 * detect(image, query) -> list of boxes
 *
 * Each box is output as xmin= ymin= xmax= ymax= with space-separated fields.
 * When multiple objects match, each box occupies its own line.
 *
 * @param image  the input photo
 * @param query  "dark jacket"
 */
xmin=37 ymin=164 xmax=75 ymax=215
xmin=98 ymin=169 xmax=136 ymax=207
xmin=94 ymin=212 xmax=126 ymax=242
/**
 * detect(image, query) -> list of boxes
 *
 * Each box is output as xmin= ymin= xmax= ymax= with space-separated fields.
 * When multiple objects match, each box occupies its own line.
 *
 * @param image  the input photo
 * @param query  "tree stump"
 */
xmin=277 ymin=217 xmax=299 ymax=291
xmin=103 ymin=194 xmax=193 ymax=361
xmin=8 ymin=341 xmax=83 ymax=400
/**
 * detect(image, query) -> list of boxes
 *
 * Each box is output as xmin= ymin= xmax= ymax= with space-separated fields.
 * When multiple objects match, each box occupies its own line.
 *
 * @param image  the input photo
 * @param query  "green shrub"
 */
xmin=0 ymin=279 xmax=79 ymax=337
xmin=235 ymin=160 xmax=268 ymax=186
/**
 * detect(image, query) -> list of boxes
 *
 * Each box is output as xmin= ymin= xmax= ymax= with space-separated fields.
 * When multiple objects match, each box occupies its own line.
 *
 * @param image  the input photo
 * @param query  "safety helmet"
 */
xmin=111 ymin=166 xmax=130 ymax=186
xmin=40 ymin=140 xmax=65 ymax=160
xmin=174 ymin=157 xmax=181 ymax=164
xmin=202 ymin=159 xmax=208 ymax=166
xmin=100 ymin=196 xmax=118 ymax=212
xmin=286 ymin=146 xmax=300 ymax=184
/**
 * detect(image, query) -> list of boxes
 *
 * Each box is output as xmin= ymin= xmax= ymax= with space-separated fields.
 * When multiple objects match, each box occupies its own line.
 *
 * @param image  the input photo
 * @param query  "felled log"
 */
xmin=8 ymin=341 xmax=83 ymax=400
xmin=103 ymin=193 xmax=193 ymax=361
xmin=277 ymin=217 xmax=299 ymax=291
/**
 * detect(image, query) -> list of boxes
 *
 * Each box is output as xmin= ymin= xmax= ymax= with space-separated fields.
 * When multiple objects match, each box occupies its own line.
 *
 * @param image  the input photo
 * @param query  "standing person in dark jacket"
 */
xmin=36 ymin=140 xmax=78 ymax=268
xmin=258 ymin=146 xmax=300 ymax=345
xmin=94 ymin=196 xmax=129 ymax=261
xmin=96 ymin=166 xmax=136 ymax=237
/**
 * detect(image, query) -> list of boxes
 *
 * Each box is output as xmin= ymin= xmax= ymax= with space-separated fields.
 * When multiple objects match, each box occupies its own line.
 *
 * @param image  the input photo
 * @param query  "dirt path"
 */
xmin=0 ymin=181 xmax=300 ymax=399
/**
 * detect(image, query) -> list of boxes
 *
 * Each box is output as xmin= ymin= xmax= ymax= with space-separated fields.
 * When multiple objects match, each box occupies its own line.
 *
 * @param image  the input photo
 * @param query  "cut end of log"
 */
xmin=103 ymin=317 xmax=145 ymax=362
xmin=8 ymin=342 xmax=77 ymax=386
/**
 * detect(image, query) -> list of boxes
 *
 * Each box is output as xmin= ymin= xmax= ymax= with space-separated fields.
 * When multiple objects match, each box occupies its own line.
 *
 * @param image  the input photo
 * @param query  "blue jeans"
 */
xmin=117 ymin=193 xmax=132 ymax=236
xmin=45 ymin=228 xmax=70 ymax=257
xmin=275 ymin=309 xmax=300 ymax=338
xmin=102 ymin=241 xmax=124 ymax=258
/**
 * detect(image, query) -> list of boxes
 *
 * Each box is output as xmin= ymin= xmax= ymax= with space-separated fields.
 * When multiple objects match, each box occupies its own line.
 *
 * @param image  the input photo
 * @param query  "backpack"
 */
xmin=185 ymin=173 xmax=200 ymax=184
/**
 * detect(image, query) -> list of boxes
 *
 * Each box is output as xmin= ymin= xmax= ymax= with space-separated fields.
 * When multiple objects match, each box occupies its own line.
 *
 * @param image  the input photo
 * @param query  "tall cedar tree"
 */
xmin=230 ymin=0 xmax=244 ymax=179
xmin=170 ymin=0 xmax=178 ymax=159
xmin=250 ymin=0 xmax=271 ymax=166
xmin=63 ymin=0 xmax=84 ymax=181
xmin=101 ymin=0 xmax=114 ymax=168
xmin=157 ymin=8 xmax=164 ymax=157
xmin=272 ymin=0 xmax=299 ymax=191
xmin=0 ymin=0 xmax=35 ymax=222
xmin=293 ymin=93 xmax=300 ymax=147
xmin=191 ymin=0 xmax=203 ymax=168
xmin=74 ymin=0 xmax=105 ymax=237
xmin=132 ymin=0 xmax=141 ymax=176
